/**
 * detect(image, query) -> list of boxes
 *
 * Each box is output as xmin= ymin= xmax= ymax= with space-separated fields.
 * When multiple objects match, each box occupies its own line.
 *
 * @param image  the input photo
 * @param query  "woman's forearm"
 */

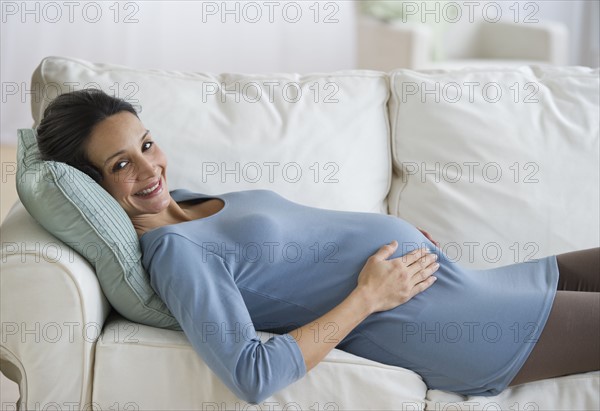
xmin=289 ymin=287 xmax=374 ymax=372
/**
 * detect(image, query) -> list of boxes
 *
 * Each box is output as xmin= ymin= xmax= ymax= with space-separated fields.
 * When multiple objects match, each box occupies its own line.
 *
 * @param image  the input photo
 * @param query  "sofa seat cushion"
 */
xmin=426 ymin=371 xmax=600 ymax=410
xmin=92 ymin=314 xmax=428 ymax=410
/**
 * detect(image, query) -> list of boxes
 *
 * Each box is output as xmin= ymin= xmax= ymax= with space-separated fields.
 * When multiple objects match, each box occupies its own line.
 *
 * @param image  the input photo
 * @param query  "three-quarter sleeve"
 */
xmin=142 ymin=233 xmax=307 ymax=404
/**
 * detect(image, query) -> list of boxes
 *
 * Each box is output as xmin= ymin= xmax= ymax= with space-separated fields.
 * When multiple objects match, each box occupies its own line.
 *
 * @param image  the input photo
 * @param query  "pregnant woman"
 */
xmin=36 ymin=89 xmax=600 ymax=404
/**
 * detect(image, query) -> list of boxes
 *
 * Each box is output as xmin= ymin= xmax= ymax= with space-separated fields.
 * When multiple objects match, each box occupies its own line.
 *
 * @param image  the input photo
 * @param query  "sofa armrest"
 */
xmin=0 ymin=201 xmax=112 ymax=410
xmin=479 ymin=20 xmax=569 ymax=64
xmin=357 ymin=16 xmax=433 ymax=70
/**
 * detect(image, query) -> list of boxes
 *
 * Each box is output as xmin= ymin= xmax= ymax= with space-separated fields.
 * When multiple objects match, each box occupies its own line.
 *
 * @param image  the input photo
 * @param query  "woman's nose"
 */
xmin=136 ymin=156 xmax=156 ymax=180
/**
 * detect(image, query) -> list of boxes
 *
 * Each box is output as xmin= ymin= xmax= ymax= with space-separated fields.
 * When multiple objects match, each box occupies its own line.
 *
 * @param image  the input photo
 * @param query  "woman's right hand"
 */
xmin=357 ymin=240 xmax=439 ymax=313
xmin=290 ymin=241 xmax=439 ymax=373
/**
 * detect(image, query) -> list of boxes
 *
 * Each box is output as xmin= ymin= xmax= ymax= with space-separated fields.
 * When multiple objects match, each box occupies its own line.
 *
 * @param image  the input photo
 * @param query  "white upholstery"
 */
xmin=92 ymin=315 xmax=427 ymax=410
xmin=427 ymin=372 xmax=600 ymax=410
xmin=30 ymin=57 xmax=392 ymax=214
xmin=1 ymin=56 xmax=599 ymax=410
xmin=387 ymin=65 xmax=600 ymax=269
xmin=0 ymin=200 xmax=112 ymax=408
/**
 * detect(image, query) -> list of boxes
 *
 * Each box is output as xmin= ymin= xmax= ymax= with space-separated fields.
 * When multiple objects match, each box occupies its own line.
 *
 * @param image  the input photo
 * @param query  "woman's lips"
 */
xmin=134 ymin=177 xmax=163 ymax=198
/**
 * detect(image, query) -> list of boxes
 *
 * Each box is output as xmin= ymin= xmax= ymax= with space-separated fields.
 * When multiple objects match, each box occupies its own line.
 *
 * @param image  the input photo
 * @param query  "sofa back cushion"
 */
xmin=31 ymin=56 xmax=391 ymax=213
xmin=388 ymin=65 xmax=599 ymax=268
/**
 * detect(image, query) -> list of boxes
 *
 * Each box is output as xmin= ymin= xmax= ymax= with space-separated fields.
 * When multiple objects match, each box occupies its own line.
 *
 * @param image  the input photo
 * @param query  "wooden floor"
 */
xmin=1 ymin=144 xmax=21 ymax=407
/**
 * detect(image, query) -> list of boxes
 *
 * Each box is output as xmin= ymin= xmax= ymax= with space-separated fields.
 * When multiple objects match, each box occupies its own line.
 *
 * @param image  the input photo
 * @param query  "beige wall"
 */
xmin=0 ymin=1 xmax=358 ymax=145
xmin=0 ymin=145 xmax=18 ymax=411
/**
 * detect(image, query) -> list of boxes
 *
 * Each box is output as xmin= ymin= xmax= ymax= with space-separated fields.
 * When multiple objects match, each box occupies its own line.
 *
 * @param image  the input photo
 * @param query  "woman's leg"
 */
xmin=509 ymin=290 xmax=600 ymax=385
xmin=555 ymin=247 xmax=600 ymax=291
xmin=508 ymin=247 xmax=600 ymax=386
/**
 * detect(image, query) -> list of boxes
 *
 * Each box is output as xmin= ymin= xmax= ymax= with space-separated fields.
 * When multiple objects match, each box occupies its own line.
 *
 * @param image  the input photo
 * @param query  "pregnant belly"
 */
xmin=242 ymin=213 xmax=444 ymax=331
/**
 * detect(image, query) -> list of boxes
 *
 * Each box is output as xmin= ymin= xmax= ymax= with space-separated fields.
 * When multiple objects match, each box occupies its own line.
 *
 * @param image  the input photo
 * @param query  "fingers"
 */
xmin=365 ymin=241 xmax=439 ymax=309
xmin=374 ymin=242 xmax=439 ymax=276
xmin=400 ymin=246 xmax=432 ymax=266
xmin=372 ymin=240 xmax=398 ymax=261
xmin=417 ymin=227 xmax=429 ymax=237
xmin=417 ymin=227 xmax=440 ymax=247
xmin=406 ymin=249 xmax=439 ymax=296
xmin=402 ymin=248 xmax=439 ymax=288
xmin=412 ymin=254 xmax=439 ymax=281
xmin=410 ymin=274 xmax=438 ymax=298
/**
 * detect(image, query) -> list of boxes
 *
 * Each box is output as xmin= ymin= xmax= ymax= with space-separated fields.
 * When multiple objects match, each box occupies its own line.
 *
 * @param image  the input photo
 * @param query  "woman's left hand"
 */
xmin=417 ymin=227 xmax=440 ymax=248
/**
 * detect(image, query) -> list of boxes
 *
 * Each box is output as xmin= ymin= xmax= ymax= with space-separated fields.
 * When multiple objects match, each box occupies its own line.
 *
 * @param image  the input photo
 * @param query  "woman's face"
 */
xmin=86 ymin=111 xmax=171 ymax=218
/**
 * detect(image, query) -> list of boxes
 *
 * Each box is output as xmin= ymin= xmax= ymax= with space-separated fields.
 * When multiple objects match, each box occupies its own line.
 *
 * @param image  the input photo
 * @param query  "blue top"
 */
xmin=140 ymin=189 xmax=559 ymax=402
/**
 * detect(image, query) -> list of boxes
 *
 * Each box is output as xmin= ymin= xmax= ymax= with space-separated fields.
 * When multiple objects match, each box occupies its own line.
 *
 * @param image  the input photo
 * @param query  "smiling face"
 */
xmin=85 ymin=111 xmax=171 ymax=218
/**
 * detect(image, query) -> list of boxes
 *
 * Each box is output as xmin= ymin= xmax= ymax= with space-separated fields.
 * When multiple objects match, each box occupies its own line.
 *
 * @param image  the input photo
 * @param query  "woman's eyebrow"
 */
xmin=103 ymin=130 xmax=150 ymax=167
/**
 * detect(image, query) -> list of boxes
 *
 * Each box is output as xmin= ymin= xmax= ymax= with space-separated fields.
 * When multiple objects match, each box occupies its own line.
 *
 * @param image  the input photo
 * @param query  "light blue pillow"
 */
xmin=15 ymin=128 xmax=182 ymax=331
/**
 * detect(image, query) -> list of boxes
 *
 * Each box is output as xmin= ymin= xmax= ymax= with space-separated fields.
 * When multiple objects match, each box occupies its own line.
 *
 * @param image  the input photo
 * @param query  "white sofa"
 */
xmin=1 ymin=56 xmax=599 ymax=410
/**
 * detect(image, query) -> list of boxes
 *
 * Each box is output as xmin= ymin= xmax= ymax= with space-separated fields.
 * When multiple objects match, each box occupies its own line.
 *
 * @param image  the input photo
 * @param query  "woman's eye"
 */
xmin=112 ymin=161 xmax=128 ymax=172
xmin=111 ymin=141 xmax=153 ymax=172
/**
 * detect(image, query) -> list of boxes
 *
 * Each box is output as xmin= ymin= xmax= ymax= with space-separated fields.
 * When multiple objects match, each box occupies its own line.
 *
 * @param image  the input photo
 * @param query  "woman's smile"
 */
xmin=134 ymin=176 xmax=164 ymax=198
xmin=85 ymin=111 xmax=172 ymax=218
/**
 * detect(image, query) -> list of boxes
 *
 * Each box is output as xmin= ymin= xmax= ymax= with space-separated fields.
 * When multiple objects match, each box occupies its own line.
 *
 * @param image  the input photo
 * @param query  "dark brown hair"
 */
xmin=36 ymin=88 xmax=138 ymax=183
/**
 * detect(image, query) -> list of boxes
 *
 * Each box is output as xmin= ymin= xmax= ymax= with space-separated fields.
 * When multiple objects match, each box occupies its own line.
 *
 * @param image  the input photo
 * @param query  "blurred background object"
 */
xmin=356 ymin=0 xmax=594 ymax=70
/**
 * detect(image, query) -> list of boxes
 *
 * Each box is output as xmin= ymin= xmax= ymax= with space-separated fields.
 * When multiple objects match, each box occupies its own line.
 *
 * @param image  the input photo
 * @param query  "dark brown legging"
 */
xmin=509 ymin=247 xmax=600 ymax=386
